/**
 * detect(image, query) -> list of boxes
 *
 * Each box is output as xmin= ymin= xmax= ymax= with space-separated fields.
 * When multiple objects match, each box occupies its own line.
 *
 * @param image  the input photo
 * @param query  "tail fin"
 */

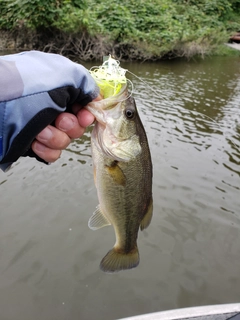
xmin=100 ymin=246 xmax=139 ymax=273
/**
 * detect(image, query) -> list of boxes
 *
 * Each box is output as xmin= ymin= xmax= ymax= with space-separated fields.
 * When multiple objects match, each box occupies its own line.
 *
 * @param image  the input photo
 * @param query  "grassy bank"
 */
xmin=1 ymin=0 xmax=240 ymax=60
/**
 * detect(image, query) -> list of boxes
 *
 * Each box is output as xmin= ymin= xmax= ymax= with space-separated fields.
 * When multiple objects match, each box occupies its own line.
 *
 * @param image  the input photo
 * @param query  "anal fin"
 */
xmin=88 ymin=205 xmax=111 ymax=230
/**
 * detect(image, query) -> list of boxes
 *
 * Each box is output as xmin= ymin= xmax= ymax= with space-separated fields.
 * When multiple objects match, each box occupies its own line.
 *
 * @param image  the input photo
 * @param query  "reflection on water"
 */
xmin=65 ymin=127 xmax=92 ymax=165
xmin=0 ymin=56 xmax=240 ymax=320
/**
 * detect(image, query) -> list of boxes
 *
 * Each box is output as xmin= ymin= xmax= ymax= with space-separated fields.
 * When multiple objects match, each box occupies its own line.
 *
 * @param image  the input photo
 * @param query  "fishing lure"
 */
xmin=89 ymin=55 xmax=129 ymax=98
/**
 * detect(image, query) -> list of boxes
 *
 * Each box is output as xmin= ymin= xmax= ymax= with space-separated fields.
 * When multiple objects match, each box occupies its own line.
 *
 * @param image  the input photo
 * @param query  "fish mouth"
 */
xmin=88 ymin=100 xmax=124 ymax=126
xmin=86 ymin=102 xmax=106 ymax=125
xmin=86 ymin=85 xmax=129 ymax=123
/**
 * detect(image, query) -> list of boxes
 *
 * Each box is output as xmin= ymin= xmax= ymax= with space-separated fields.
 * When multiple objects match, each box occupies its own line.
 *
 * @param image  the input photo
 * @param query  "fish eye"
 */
xmin=125 ymin=109 xmax=135 ymax=119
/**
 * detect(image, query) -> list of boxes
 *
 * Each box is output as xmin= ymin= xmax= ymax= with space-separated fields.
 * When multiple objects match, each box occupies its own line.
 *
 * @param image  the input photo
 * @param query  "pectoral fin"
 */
xmin=106 ymin=161 xmax=126 ymax=186
xmin=88 ymin=205 xmax=111 ymax=230
xmin=140 ymin=198 xmax=153 ymax=231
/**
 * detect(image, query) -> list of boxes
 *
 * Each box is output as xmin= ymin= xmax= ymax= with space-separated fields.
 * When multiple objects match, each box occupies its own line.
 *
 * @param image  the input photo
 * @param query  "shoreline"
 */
xmin=0 ymin=29 xmax=239 ymax=61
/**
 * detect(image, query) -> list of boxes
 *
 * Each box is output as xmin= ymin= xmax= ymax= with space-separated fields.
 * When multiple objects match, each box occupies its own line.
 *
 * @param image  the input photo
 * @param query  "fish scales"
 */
xmin=87 ymin=93 xmax=153 ymax=273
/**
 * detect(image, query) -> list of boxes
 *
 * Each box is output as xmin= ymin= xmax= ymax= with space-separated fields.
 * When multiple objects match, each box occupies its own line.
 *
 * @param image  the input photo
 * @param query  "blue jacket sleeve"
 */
xmin=0 ymin=50 xmax=99 ymax=171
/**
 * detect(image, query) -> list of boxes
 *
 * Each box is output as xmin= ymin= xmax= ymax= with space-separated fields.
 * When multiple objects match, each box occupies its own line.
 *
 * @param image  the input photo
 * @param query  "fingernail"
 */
xmin=59 ymin=117 xmax=74 ymax=131
xmin=37 ymin=127 xmax=52 ymax=141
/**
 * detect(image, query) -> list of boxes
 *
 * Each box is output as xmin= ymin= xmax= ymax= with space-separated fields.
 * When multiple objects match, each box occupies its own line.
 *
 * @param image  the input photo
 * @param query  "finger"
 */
xmin=77 ymin=108 xmax=95 ymax=128
xmin=32 ymin=141 xmax=62 ymax=163
xmin=72 ymin=103 xmax=95 ymax=127
xmin=35 ymin=125 xmax=71 ymax=149
xmin=55 ymin=112 xmax=85 ymax=139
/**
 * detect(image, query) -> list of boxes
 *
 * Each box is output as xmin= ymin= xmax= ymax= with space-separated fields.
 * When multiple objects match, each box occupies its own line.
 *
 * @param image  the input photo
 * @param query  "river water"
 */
xmin=0 ymin=55 xmax=239 ymax=320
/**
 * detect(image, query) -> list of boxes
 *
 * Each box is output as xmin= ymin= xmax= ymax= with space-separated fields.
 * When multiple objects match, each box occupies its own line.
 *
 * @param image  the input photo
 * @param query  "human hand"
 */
xmin=0 ymin=51 xmax=100 ymax=171
xmin=32 ymin=97 xmax=101 ymax=163
xmin=31 ymin=109 xmax=93 ymax=163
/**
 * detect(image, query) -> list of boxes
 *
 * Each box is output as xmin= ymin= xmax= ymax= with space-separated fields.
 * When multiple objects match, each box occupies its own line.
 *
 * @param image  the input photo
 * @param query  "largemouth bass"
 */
xmin=86 ymin=89 xmax=153 ymax=273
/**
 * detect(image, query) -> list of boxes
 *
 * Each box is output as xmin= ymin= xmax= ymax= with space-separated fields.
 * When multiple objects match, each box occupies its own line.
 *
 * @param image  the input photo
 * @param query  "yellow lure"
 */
xmin=90 ymin=55 xmax=127 ymax=99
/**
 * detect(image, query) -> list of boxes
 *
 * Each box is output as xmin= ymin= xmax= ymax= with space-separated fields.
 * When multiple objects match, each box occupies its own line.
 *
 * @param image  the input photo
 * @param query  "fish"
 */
xmin=86 ymin=88 xmax=153 ymax=273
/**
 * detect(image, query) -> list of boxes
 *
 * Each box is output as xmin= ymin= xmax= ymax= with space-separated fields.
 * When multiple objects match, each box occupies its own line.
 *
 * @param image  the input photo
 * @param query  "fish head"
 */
xmin=87 ymin=93 xmax=142 ymax=162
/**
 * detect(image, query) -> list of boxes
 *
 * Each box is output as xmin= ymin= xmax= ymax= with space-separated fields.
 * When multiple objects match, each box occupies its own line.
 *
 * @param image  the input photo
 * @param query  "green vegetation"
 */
xmin=0 ymin=0 xmax=240 ymax=60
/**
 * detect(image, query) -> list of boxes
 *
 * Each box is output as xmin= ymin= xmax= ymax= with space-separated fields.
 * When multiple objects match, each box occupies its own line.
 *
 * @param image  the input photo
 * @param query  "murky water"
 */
xmin=0 ymin=56 xmax=239 ymax=320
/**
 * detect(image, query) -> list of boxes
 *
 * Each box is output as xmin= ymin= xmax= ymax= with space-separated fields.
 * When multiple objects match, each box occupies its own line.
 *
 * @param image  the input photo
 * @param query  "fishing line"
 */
xmin=127 ymin=70 xmax=169 ymax=102
xmin=89 ymin=56 xmax=238 ymax=150
xmin=126 ymin=70 xmax=239 ymax=151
